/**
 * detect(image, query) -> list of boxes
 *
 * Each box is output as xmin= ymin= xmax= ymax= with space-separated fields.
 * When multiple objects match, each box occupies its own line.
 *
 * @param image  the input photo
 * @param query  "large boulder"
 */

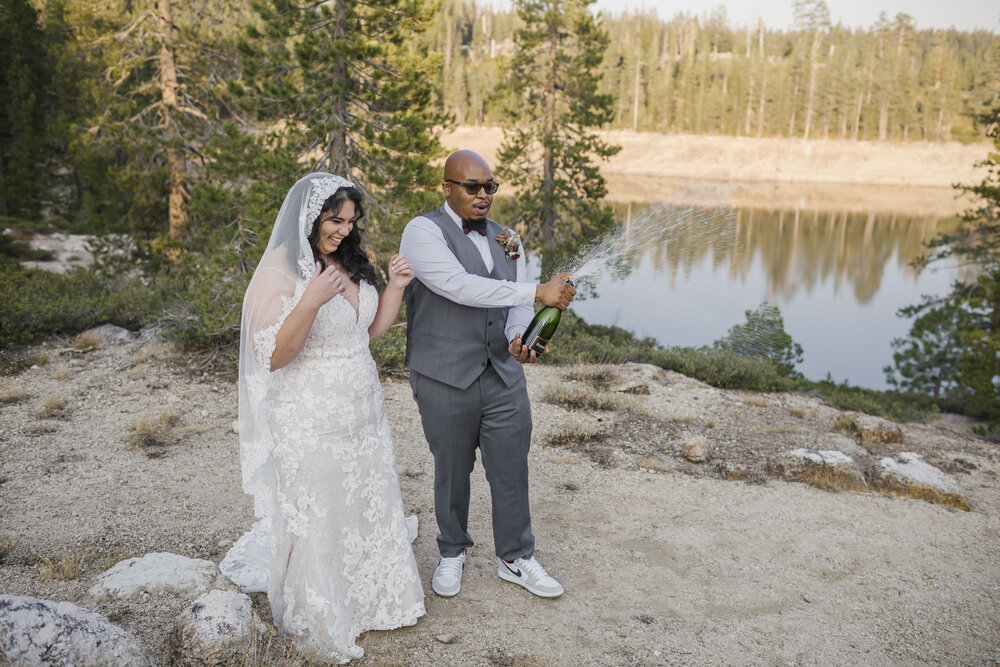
xmin=0 ymin=594 xmax=151 ymax=665
xmin=867 ymin=452 xmax=970 ymax=511
xmin=835 ymin=413 xmax=903 ymax=454
xmin=169 ymin=590 xmax=267 ymax=666
xmin=766 ymin=449 xmax=869 ymax=493
xmin=89 ymin=552 xmax=237 ymax=602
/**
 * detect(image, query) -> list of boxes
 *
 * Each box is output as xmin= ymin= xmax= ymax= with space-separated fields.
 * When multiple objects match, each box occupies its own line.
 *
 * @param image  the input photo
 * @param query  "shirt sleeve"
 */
xmin=504 ymin=250 xmax=535 ymax=342
xmin=400 ymin=217 xmax=536 ymax=309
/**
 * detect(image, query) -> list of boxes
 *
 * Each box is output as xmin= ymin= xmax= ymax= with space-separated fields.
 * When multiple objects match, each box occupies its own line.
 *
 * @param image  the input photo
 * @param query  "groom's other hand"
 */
xmin=535 ymin=273 xmax=576 ymax=311
xmin=508 ymin=333 xmax=540 ymax=364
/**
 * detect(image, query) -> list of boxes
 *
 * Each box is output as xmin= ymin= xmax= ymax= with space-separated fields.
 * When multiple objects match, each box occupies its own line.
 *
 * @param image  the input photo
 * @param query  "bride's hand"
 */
xmin=303 ymin=262 xmax=345 ymax=308
xmin=387 ymin=253 xmax=414 ymax=289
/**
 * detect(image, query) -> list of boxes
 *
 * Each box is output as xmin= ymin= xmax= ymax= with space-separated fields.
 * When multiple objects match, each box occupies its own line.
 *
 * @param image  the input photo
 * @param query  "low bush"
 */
xmin=0 ymin=260 xmax=160 ymax=349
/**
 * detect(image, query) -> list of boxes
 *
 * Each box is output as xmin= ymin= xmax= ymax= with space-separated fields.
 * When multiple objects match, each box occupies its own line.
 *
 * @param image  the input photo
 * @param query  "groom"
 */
xmin=400 ymin=150 xmax=575 ymax=599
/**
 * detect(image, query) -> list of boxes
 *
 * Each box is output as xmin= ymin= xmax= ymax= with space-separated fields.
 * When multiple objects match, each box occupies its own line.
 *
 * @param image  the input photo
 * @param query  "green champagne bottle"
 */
xmin=522 ymin=279 xmax=574 ymax=354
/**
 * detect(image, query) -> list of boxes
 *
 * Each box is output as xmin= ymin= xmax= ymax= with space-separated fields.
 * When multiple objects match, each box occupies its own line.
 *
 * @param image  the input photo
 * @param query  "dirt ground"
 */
xmin=441 ymin=128 xmax=989 ymax=216
xmin=2 ymin=337 xmax=998 ymax=665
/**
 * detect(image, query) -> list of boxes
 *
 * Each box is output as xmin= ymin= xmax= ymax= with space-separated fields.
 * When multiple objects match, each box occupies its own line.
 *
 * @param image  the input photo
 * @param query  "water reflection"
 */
xmin=558 ymin=201 xmax=962 ymax=389
xmin=616 ymin=202 xmax=955 ymax=306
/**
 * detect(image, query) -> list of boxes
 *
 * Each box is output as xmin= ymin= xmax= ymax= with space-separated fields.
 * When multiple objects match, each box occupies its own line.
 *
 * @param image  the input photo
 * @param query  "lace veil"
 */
xmin=237 ymin=172 xmax=354 ymax=523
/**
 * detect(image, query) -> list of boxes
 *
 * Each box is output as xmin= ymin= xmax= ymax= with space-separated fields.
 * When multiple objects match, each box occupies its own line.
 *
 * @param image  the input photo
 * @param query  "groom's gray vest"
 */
xmin=404 ymin=206 xmax=525 ymax=390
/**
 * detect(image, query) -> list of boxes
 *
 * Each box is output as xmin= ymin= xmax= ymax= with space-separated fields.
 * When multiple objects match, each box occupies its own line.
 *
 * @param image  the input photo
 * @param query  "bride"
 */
xmin=222 ymin=173 xmax=425 ymax=662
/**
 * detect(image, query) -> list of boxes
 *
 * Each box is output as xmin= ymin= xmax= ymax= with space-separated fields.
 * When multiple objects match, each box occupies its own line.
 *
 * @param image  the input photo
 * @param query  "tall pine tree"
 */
xmin=493 ymin=0 xmax=620 ymax=271
xmin=237 ymin=0 xmax=447 ymax=251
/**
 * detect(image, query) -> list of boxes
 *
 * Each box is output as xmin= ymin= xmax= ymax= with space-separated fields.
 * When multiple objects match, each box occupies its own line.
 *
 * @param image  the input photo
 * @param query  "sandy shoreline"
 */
xmin=1 ymin=337 xmax=998 ymax=664
xmin=441 ymin=128 xmax=990 ymax=215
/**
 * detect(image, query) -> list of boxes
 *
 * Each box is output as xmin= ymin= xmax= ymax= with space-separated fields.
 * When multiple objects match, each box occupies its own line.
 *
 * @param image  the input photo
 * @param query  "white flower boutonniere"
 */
xmin=495 ymin=228 xmax=522 ymax=262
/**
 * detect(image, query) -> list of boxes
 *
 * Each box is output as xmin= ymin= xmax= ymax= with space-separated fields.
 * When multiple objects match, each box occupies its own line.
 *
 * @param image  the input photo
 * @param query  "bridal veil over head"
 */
xmin=237 ymin=172 xmax=354 ymax=524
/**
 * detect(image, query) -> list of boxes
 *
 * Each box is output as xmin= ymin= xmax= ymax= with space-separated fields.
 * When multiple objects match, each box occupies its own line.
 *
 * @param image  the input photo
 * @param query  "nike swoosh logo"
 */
xmin=503 ymin=561 xmax=521 ymax=577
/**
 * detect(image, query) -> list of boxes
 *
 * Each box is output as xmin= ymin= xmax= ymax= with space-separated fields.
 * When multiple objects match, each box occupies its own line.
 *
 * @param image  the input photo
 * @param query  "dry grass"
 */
xmin=744 ymin=396 xmax=770 ymax=408
xmin=38 ymin=548 xmax=89 ymax=581
xmin=760 ymin=425 xmax=803 ymax=435
xmin=542 ymin=383 xmax=636 ymax=412
xmin=704 ymin=420 xmax=716 ymax=429
xmin=789 ymin=408 xmax=806 ymax=419
xmin=669 ymin=414 xmax=696 ymax=425
xmin=0 ymin=536 xmax=13 ymax=563
xmin=73 ymin=332 xmax=102 ymax=351
xmin=545 ymin=420 xmax=608 ymax=449
xmin=52 ymin=365 xmax=73 ymax=380
xmin=0 ymin=387 xmax=29 ymax=405
xmin=562 ymin=366 xmax=619 ymax=390
xmin=134 ymin=341 xmax=179 ymax=365
xmin=551 ymin=454 xmax=580 ymax=464
xmin=832 ymin=415 xmax=859 ymax=435
xmin=36 ymin=394 xmax=68 ymax=419
xmin=130 ymin=410 xmax=182 ymax=456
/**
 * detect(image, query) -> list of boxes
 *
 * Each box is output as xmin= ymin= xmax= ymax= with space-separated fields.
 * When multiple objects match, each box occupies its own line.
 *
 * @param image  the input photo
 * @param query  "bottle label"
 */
xmin=528 ymin=335 xmax=549 ymax=354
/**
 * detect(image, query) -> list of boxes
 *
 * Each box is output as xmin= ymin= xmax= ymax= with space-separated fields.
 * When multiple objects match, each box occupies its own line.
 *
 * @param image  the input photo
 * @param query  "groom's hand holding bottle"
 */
xmin=511 ymin=273 xmax=576 ymax=364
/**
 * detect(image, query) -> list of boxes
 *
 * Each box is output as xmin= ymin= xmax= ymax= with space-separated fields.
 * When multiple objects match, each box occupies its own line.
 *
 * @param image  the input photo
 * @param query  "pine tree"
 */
xmin=237 ymin=0 xmax=447 ymax=250
xmin=0 ymin=0 xmax=51 ymax=219
xmin=494 ymin=0 xmax=620 ymax=271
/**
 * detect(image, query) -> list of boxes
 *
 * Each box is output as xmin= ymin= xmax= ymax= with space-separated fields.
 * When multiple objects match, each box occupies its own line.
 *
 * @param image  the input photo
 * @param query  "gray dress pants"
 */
xmin=410 ymin=363 xmax=534 ymax=560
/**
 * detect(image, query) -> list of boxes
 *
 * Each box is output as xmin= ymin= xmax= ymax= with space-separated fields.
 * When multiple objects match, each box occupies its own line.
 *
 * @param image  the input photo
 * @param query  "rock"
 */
xmin=80 ymin=324 xmax=136 ymax=346
xmin=0 ymin=594 xmax=151 ymax=665
xmin=169 ymin=590 xmax=266 ymax=666
xmin=716 ymin=461 xmax=766 ymax=484
xmin=766 ymin=449 xmax=869 ymax=493
xmin=825 ymin=434 xmax=865 ymax=458
xmin=434 ymin=633 xmax=459 ymax=644
xmin=89 ymin=552 xmax=237 ymax=601
xmin=834 ymin=413 xmax=903 ymax=453
xmin=682 ymin=435 xmax=710 ymax=463
xmin=867 ymin=452 xmax=970 ymax=511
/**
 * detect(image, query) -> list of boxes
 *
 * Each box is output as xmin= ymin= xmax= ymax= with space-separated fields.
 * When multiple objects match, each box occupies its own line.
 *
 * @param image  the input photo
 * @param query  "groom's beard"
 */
xmin=463 ymin=218 xmax=487 ymax=233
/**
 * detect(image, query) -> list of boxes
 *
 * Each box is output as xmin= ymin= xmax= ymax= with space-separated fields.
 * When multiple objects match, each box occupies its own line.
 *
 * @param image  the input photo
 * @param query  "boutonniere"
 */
xmin=495 ymin=228 xmax=521 ymax=262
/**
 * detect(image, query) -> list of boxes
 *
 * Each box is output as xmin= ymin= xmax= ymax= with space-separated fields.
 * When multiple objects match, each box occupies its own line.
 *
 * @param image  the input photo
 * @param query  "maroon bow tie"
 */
xmin=462 ymin=220 xmax=487 ymax=236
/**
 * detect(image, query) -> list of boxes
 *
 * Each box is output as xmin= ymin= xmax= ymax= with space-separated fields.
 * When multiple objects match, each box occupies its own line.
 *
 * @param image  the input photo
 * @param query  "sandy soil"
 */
xmin=1 ymin=336 xmax=999 ymax=665
xmin=441 ymin=128 xmax=990 ymax=216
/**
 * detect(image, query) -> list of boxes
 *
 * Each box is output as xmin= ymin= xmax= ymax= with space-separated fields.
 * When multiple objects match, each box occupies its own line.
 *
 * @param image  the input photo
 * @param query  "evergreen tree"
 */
xmin=237 ymin=0 xmax=448 ymax=252
xmin=714 ymin=303 xmax=804 ymax=377
xmin=493 ymin=0 xmax=620 ymax=271
xmin=888 ymin=101 xmax=1000 ymax=431
xmin=0 ymin=0 xmax=51 ymax=219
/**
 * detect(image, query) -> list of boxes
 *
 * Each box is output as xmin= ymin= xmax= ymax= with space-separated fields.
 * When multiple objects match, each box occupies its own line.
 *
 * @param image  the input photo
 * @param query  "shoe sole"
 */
xmin=497 ymin=567 xmax=564 ymax=598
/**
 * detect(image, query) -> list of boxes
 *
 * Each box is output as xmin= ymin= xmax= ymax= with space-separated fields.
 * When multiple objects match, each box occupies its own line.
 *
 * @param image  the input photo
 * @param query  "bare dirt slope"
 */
xmin=2 ymin=336 xmax=999 ymax=665
xmin=441 ymin=128 xmax=989 ymax=215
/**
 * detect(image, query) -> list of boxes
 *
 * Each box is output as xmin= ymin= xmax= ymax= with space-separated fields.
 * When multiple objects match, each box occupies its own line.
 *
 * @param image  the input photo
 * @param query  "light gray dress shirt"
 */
xmin=400 ymin=201 xmax=535 ymax=341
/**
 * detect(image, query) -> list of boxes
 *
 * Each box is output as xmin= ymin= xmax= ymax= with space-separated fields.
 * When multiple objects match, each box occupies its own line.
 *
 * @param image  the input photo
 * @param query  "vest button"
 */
xmin=482 ymin=361 xmax=487 ymax=367
xmin=488 ymin=320 xmax=493 ymax=326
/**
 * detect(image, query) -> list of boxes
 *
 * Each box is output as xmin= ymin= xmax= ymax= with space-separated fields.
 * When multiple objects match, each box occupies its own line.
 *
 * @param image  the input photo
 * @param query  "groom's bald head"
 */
xmin=443 ymin=150 xmax=491 ymax=182
xmin=442 ymin=150 xmax=495 ymax=222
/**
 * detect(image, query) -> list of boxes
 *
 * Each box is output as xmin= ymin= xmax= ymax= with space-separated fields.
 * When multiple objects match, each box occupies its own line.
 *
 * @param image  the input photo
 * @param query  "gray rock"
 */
xmin=682 ymin=435 xmax=710 ymax=462
xmin=867 ymin=452 xmax=970 ymax=511
xmin=169 ymin=590 xmax=266 ymax=666
xmin=81 ymin=324 xmax=135 ymax=345
xmin=89 ymin=552 xmax=237 ymax=602
xmin=766 ymin=448 xmax=869 ymax=493
xmin=0 ymin=594 xmax=151 ymax=665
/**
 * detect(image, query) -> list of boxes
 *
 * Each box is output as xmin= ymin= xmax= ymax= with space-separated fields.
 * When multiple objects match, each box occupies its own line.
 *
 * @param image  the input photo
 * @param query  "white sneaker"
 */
xmin=497 ymin=556 xmax=564 ymax=598
xmin=432 ymin=551 xmax=466 ymax=597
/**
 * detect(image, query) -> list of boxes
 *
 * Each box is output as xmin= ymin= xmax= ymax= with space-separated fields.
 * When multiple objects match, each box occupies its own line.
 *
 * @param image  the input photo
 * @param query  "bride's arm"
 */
xmin=269 ymin=263 xmax=345 ymax=370
xmin=369 ymin=254 xmax=414 ymax=339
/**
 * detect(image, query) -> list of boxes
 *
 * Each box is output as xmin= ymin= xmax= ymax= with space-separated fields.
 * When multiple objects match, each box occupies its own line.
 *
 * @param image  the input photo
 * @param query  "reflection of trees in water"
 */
xmin=627 ymin=204 xmax=945 ymax=303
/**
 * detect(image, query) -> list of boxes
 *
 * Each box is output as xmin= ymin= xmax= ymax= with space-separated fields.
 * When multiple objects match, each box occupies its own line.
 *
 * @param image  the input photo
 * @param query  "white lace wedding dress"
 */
xmin=223 ymin=276 xmax=425 ymax=663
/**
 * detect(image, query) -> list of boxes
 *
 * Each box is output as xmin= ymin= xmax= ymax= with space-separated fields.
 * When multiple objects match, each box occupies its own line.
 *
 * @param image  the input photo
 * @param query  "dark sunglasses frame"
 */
xmin=445 ymin=179 xmax=500 ymax=196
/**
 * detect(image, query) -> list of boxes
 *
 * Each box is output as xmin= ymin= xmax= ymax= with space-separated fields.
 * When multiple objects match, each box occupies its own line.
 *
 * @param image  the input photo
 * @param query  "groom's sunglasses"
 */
xmin=446 ymin=179 xmax=500 ymax=196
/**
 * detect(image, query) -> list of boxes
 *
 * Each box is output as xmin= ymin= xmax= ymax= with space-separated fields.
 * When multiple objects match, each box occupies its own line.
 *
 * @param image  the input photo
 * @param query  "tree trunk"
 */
xmin=756 ymin=24 xmax=766 ymax=137
xmin=542 ymin=19 xmax=557 ymax=248
xmin=803 ymin=29 xmax=822 ymax=140
xmin=325 ymin=0 xmax=350 ymax=176
xmin=632 ymin=57 xmax=641 ymax=131
xmin=158 ymin=0 xmax=186 ymax=247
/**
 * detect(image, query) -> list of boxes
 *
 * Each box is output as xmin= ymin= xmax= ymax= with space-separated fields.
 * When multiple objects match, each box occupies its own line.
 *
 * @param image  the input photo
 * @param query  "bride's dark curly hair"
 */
xmin=307 ymin=186 xmax=377 ymax=285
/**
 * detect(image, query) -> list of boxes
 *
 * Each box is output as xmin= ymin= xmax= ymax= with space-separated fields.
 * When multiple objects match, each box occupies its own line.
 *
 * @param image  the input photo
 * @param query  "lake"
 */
xmin=523 ymin=197 xmax=965 ymax=390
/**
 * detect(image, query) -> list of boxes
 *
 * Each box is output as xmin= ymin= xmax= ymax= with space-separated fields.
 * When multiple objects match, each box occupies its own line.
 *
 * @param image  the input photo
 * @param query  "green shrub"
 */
xmin=370 ymin=323 xmax=407 ymax=371
xmin=0 ymin=261 xmax=160 ymax=349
